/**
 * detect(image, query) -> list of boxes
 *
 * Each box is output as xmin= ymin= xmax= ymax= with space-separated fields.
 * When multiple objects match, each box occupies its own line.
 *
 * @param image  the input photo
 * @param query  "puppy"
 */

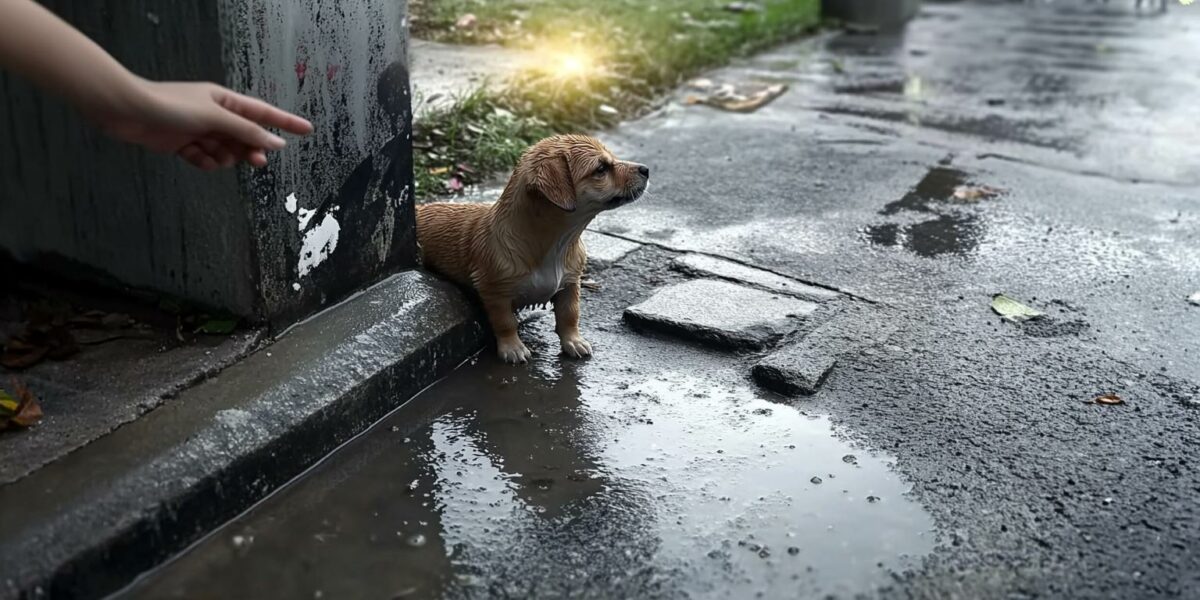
xmin=416 ymin=135 xmax=649 ymax=364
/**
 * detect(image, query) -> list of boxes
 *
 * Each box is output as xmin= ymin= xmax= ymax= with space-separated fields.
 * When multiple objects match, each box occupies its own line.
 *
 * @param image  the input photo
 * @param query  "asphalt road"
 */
xmin=120 ymin=2 xmax=1200 ymax=598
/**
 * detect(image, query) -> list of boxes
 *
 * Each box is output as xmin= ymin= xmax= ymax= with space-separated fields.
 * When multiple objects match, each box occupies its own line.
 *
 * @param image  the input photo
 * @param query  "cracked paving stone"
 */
xmin=752 ymin=343 xmax=837 ymax=396
xmin=751 ymin=307 xmax=893 ymax=396
xmin=671 ymin=253 xmax=841 ymax=303
xmin=584 ymin=230 xmax=641 ymax=268
xmin=623 ymin=279 xmax=818 ymax=350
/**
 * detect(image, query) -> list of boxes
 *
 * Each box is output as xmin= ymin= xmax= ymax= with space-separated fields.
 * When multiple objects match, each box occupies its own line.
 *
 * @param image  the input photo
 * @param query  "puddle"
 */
xmin=118 ymin=326 xmax=934 ymax=599
xmin=865 ymin=165 xmax=990 ymax=258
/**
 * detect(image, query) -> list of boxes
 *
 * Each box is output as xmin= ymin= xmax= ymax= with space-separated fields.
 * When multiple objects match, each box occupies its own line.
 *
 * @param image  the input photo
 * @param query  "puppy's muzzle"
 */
xmin=610 ymin=162 xmax=651 ymax=208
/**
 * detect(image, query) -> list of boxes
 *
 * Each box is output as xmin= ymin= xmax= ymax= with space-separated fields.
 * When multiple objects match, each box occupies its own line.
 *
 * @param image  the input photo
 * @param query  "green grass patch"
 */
xmin=412 ymin=0 xmax=820 ymax=197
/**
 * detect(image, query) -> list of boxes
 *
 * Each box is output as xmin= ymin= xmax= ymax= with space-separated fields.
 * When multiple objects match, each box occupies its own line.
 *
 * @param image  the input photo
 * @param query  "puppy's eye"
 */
xmin=594 ymin=163 xmax=609 ymax=176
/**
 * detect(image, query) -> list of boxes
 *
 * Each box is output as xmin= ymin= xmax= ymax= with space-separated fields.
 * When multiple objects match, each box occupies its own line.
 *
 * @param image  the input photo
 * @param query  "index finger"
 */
xmin=215 ymin=89 xmax=314 ymax=136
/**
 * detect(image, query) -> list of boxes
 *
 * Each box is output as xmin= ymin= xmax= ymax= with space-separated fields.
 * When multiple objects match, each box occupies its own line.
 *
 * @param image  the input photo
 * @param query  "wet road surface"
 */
xmin=121 ymin=1 xmax=1200 ymax=598
xmin=119 ymin=280 xmax=931 ymax=598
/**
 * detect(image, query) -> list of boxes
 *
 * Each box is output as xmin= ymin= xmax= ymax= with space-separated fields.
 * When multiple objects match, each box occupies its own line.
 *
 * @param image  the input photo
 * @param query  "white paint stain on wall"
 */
xmin=290 ymin=190 xmax=340 ymax=279
xmin=298 ymin=209 xmax=340 ymax=278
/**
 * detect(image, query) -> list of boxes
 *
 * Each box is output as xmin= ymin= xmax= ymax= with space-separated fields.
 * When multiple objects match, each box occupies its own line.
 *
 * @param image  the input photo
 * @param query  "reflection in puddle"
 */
xmin=865 ymin=165 xmax=987 ymax=257
xmin=120 ymin=335 xmax=934 ymax=599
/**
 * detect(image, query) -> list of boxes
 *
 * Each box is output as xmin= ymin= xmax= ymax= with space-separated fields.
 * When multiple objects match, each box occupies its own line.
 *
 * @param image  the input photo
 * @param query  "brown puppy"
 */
xmin=416 ymin=135 xmax=649 ymax=364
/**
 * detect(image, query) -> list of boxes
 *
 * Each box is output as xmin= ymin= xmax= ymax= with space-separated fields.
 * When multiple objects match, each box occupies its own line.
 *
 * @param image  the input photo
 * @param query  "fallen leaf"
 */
xmin=428 ymin=166 xmax=451 ymax=175
xmin=454 ymin=13 xmax=477 ymax=29
xmin=1 ymin=339 xmax=49 ymax=370
xmin=1093 ymin=393 xmax=1125 ymax=406
xmin=991 ymin=294 xmax=1043 ymax=322
xmin=196 ymin=319 xmax=238 ymax=335
xmin=686 ymin=82 xmax=788 ymax=113
xmin=952 ymin=185 xmax=1004 ymax=202
xmin=0 ymin=379 xmax=43 ymax=430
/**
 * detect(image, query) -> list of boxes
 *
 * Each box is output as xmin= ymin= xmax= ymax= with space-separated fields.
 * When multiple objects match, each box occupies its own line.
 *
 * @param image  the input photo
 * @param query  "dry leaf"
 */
xmin=428 ymin=166 xmax=450 ymax=175
xmin=952 ymin=185 xmax=1004 ymax=202
xmin=687 ymin=82 xmax=787 ymax=113
xmin=1093 ymin=394 xmax=1124 ymax=406
xmin=1 ymin=339 xmax=49 ymax=370
xmin=991 ymin=294 xmax=1043 ymax=322
xmin=0 ymin=379 xmax=43 ymax=430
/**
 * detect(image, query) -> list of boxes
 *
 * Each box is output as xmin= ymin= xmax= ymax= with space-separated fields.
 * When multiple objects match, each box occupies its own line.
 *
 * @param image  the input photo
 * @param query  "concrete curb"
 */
xmin=0 ymin=271 xmax=484 ymax=600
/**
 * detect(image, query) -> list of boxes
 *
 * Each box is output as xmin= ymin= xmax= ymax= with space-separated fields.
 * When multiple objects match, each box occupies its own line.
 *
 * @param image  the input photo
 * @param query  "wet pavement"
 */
xmin=119 ymin=263 xmax=931 ymax=599
xmin=121 ymin=1 xmax=1200 ymax=598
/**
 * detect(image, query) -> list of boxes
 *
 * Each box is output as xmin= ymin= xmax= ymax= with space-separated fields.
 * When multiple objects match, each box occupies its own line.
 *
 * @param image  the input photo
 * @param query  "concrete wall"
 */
xmin=0 ymin=0 xmax=416 ymax=326
xmin=221 ymin=0 xmax=416 ymax=324
xmin=0 ymin=1 xmax=257 ymax=313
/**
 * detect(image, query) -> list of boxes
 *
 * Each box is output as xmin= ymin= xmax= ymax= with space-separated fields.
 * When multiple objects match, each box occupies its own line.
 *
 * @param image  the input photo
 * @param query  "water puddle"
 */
xmin=119 ymin=329 xmax=934 ymax=599
xmin=864 ymin=165 xmax=990 ymax=258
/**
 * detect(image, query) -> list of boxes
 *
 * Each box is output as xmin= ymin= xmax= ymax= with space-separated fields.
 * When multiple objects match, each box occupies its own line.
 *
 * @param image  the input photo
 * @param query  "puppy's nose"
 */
xmin=637 ymin=164 xmax=650 ymax=178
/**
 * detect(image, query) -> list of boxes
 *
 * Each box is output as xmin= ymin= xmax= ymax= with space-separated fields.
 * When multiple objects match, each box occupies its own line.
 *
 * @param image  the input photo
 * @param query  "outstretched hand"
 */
xmin=86 ymin=80 xmax=314 ymax=170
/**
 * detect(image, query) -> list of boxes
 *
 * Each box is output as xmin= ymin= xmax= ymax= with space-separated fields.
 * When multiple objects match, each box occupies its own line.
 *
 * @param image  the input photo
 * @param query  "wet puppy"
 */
xmin=416 ymin=135 xmax=649 ymax=364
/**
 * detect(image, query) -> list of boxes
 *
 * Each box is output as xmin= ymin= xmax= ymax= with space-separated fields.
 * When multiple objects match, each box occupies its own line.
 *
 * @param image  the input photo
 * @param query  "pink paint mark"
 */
xmin=295 ymin=59 xmax=308 ymax=82
xmin=326 ymin=64 xmax=341 ymax=82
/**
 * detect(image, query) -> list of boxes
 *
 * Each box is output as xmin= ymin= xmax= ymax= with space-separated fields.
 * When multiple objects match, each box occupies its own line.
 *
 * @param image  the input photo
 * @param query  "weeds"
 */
xmin=411 ymin=0 xmax=820 ymax=198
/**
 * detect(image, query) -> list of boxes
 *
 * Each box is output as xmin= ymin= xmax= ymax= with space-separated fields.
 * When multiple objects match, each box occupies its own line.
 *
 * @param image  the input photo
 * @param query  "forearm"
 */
xmin=0 ymin=0 xmax=140 ymax=115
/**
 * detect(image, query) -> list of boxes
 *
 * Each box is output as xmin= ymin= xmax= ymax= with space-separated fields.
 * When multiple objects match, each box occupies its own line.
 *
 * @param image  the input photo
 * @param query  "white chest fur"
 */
xmin=513 ymin=224 xmax=586 ymax=309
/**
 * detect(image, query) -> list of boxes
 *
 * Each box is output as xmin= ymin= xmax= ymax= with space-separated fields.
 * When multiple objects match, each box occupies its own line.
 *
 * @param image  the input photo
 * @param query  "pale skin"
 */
xmin=0 ymin=0 xmax=313 ymax=169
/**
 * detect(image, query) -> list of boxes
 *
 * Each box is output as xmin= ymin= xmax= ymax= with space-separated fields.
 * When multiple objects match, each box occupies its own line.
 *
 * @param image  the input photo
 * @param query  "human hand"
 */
xmin=85 ymin=79 xmax=314 ymax=170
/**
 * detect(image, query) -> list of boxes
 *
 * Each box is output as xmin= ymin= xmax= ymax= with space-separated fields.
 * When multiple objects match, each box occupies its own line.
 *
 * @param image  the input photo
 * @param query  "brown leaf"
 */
xmin=687 ymin=83 xmax=788 ymax=113
xmin=2 ymin=338 xmax=49 ymax=370
xmin=1093 ymin=393 xmax=1125 ymax=406
xmin=0 ymin=378 xmax=43 ymax=429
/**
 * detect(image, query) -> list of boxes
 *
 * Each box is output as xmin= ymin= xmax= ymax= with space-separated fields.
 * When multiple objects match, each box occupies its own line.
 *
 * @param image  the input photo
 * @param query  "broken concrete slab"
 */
xmin=584 ymin=231 xmax=641 ymax=268
xmin=0 ymin=271 xmax=483 ymax=600
xmin=752 ymin=306 xmax=897 ymax=396
xmin=671 ymin=253 xmax=841 ymax=302
xmin=624 ymin=279 xmax=818 ymax=350
xmin=752 ymin=343 xmax=837 ymax=396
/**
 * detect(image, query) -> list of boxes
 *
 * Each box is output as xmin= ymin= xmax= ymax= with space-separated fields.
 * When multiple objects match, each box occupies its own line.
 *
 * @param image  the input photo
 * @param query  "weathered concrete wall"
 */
xmin=0 ymin=1 xmax=257 ymax=314
xmin=0 ymin=0 xmax=415 ymax=326
xmin=221 ymin=0 xmax=416 ymax=324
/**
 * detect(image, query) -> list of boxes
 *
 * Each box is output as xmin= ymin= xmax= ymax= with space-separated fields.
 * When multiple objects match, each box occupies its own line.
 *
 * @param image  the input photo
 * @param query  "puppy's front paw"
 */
xmin=497 ymin=336 xmax=532 ymax=364
xmin=560 ymin=335 xmax=593 ymax=359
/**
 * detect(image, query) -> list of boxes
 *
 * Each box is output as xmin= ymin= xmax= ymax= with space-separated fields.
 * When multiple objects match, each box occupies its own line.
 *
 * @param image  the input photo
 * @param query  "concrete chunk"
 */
xmin=672 ymin=253 xmax=840 ymax=302
xmin=624 ymin=279 xmax=818 ymax=350
xmin=753 ymin=344 xmax=837 ymax=396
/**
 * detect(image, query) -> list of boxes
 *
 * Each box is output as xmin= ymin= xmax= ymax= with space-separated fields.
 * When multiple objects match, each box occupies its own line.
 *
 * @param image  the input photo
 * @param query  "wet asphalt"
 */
xmin=120 ymin=2 xmax=1200 ymax=599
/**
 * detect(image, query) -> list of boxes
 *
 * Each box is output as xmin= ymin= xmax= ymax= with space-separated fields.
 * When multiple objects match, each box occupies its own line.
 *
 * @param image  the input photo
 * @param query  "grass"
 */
xmin=410 ymin=0 xmax=821 ymax=198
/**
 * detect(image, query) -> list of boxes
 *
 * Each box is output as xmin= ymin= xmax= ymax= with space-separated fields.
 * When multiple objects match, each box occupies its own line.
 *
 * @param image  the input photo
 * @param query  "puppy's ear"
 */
xmin=530 ymin=154 xmax=576 ymax=212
